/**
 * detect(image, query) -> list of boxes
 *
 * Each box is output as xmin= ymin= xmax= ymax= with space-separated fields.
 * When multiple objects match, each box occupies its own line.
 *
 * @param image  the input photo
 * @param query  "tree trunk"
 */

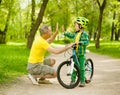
xmin=95 ymin=10 xmax=102 ymax=48
xmin=95 ymin=0 xmax=106 ymax=48
xmin=31 ymin=0 xmax=35 ymax=28
xmin=27 ymin=0 xmax=49 ymax=48
xmin=0 ymin=31 xmax=6 ymax=43
xmin=111 ymin=11 xmax=116 ymax=41
xmin=115 ymin=31 xmax=119 ymax=41
xmin=0 ymin=0 xmax=2 ymax=4
xmin=0 ymin=7 xmax=11 ymax=44
xmin=94 ymin=30 xmax=97 ymax=41
xmin=118 ymin=29 xmax=120 ymax=40
xmin=24 ymin=0 xmax=30 ymax=39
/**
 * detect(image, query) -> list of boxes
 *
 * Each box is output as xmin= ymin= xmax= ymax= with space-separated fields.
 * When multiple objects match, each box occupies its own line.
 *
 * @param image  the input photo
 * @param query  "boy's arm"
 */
xmin=62 ymin=25 xmax=75 ymax=39
xmin=64 ymin=32 xmax=75 ymax=39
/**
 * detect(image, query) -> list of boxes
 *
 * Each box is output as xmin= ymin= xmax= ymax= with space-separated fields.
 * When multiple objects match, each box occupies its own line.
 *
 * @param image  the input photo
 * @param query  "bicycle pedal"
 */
xmin=67 ymin=73 xmax=71 ymax=76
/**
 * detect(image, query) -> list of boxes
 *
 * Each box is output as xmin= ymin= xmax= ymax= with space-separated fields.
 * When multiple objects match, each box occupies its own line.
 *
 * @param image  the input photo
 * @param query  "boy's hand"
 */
xmin=75 ymin=42 xmax=82 ymax=45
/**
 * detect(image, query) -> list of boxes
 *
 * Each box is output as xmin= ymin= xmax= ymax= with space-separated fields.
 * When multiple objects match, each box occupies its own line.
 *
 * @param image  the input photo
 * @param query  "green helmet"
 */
xmin=74 ymin=17 xmax=89 ymax=28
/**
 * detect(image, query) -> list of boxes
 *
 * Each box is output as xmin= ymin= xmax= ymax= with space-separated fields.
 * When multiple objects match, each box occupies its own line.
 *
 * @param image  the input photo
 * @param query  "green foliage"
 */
xmin=0 ymin=44 xmax=29 ymax=83
xmin=44 ymin=0 xmax=71 ymax=32
xmin=88 ymin=41 xmax=120 ymax=58
xmin=0 ymin=0 xmax=120 ymax=43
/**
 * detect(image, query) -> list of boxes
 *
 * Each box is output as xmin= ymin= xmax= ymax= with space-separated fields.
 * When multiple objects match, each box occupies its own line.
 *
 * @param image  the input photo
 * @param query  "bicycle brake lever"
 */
xmin=78 ymin=42 xmax=82 ymax=45
xmin=72 ymin=42 xmax=82 ymax=48
xmin=72 ymin=43 xmax=76 ymax=48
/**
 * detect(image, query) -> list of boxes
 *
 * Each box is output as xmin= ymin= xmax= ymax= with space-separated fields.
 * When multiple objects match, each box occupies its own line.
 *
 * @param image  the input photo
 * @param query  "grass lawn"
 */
xmin=0 ymin=44 xmax=30 ymax=84
xmin=87 ymin=41 xmax=120 ymax=58
xmin=0 ymin=41 xmax=119 ymax=84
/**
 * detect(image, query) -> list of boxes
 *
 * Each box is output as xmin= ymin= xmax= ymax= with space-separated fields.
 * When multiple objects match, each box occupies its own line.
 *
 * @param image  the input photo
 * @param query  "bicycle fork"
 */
xmin=67 ymin=58 xmax=74 ymax=76
xmin=67 ymin=49 xmax=80 ymax=76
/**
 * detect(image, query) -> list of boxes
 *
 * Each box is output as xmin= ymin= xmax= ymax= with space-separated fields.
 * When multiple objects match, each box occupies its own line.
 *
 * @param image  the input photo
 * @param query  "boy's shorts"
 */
xmin=27 ymin=58 xmax=54 ymax=75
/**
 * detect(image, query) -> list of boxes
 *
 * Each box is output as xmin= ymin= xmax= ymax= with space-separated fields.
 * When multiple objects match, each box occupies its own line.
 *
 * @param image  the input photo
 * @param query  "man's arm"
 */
xmin=47 ymin=44 xmax=73 ymax=54
xmin=47 ymin=23 xmax=58 ymax=43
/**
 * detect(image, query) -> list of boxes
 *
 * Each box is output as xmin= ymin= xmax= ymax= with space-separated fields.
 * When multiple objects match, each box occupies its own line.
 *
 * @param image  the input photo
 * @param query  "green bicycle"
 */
xmin=57 ymin=43 xmax=94 ymax=89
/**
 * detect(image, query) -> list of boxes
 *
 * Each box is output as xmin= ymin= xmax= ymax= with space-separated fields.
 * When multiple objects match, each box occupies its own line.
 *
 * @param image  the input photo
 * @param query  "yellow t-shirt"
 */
xmin=75 ymin=32 xmax=81 ymax=51
xmin=28 ymin=36 xmax=50 ymax=63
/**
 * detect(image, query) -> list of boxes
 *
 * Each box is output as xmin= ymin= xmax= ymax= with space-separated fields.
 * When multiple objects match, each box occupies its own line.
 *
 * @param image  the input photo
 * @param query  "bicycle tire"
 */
xmin=57 ymin=61 xmax=80 ymax=89
xmin=85 ymin=58 xmax=94 ymax=83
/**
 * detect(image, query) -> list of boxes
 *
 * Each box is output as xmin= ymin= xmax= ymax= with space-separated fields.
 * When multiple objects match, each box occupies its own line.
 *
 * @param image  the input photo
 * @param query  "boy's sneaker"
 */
xmin=85 ymin=80 xmax=91 ymax=84
xmin=70 ymin=81 xmax=75 ymax=85
xmin=79 ymin=82 xmax=85 ymax=87
xmin=28 ymin=74 xmax=39 ymax=85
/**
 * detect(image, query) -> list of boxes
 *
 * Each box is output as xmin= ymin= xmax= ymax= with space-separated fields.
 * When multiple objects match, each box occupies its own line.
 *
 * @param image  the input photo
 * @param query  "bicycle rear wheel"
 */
xmin=57 ymin=61 xmax=80 ymax=89
xmin=85 ymin=58 xmax=94 ymax=83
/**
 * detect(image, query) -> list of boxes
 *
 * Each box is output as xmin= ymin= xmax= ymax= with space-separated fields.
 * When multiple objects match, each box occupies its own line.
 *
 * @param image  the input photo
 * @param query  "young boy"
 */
xmin=63 ymin=17 xmax=89 ymax=87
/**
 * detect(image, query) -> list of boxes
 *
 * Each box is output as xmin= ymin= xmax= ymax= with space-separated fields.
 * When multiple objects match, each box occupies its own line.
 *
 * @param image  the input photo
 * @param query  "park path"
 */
xmin=0 ymin=45 xmax=120 ymax=95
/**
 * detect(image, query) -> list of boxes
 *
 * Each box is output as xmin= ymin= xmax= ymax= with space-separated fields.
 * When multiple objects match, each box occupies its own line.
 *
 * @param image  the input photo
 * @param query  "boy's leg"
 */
xmin=79 ymin=55 xmax=85 ymax=83
xmin=71 ymin=58 xmax=78 ymax=84
xmin=71 ymin=70 xmax=77 ymax=82
xmin=79 ymin=55 xmax=86 ymax=87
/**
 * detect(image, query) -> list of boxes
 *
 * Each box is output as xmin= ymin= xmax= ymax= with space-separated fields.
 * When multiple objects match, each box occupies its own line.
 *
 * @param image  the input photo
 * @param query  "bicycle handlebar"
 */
xmin=72 ymin=42 xmax=82 ymax=48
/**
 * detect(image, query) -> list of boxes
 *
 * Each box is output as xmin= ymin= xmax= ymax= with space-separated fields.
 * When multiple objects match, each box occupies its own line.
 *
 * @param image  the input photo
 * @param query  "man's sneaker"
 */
xmin=79 ymin=82 xmax=85 ymax=87
xmin=28 ymin=74 xmax=39 ymax=85
xmin=38 ymin=79 xmax=52 ymax=84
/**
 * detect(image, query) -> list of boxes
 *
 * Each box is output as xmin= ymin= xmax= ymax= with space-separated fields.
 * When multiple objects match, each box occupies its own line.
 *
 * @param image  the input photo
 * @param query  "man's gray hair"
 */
xmin=40 ymin=25 xmax=49 ymax=35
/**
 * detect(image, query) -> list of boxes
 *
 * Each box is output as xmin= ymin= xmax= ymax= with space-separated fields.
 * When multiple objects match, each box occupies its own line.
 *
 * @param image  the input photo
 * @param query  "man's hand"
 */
xmin=65 ymin=43 xmax=75 ymax=49
xmin=47 ymin=23 xmax=59 ymax=43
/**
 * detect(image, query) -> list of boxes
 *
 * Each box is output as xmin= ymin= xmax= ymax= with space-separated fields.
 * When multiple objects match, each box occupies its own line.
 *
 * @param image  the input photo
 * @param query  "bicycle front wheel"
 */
xmin=57 ymin=61 xmax=80 ymax=89
xmin=85 ymin=58 xmax=94 ymax=83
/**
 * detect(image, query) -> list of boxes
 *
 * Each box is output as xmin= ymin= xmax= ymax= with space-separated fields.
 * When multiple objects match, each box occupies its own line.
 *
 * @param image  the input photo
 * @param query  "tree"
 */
xmin=95 ymin=0 xmax=106 ymax=48
xmin=111 ymin=0 xmax=120 ymax=41
xmin=27 ymin=0 xmax=49 ymax=48
xmin=110 ymin=0 xmax=120 ymax=41
xmin=114 ymin=0 xmax=120 ymax=41
xmin=111 ymin=10 xmax=116 ymax=41
xmin=31 ymin=0 xmax=35 ymax=28
xmin=0 ymin=0 xmax=13 ymax=43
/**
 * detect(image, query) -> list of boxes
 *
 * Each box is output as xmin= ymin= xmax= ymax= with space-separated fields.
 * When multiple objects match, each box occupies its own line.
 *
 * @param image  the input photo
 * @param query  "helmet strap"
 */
xmin=78 ymin=24 xmax=83 ymax=30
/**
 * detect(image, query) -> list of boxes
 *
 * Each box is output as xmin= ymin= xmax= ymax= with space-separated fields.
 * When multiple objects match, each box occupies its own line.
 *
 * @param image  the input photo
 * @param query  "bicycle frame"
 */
xmin=72 ymin=47 xmax=93 ymax=75
xmin=67 ymin=45 xmax=80 ymax=75
xmin=72 ymin=46 xmax=80 ymax=67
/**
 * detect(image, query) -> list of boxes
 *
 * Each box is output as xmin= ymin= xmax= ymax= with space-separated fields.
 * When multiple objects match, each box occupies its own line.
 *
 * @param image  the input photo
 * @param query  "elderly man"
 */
xmin=27 ymin=24 xmax=73 ymax=85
